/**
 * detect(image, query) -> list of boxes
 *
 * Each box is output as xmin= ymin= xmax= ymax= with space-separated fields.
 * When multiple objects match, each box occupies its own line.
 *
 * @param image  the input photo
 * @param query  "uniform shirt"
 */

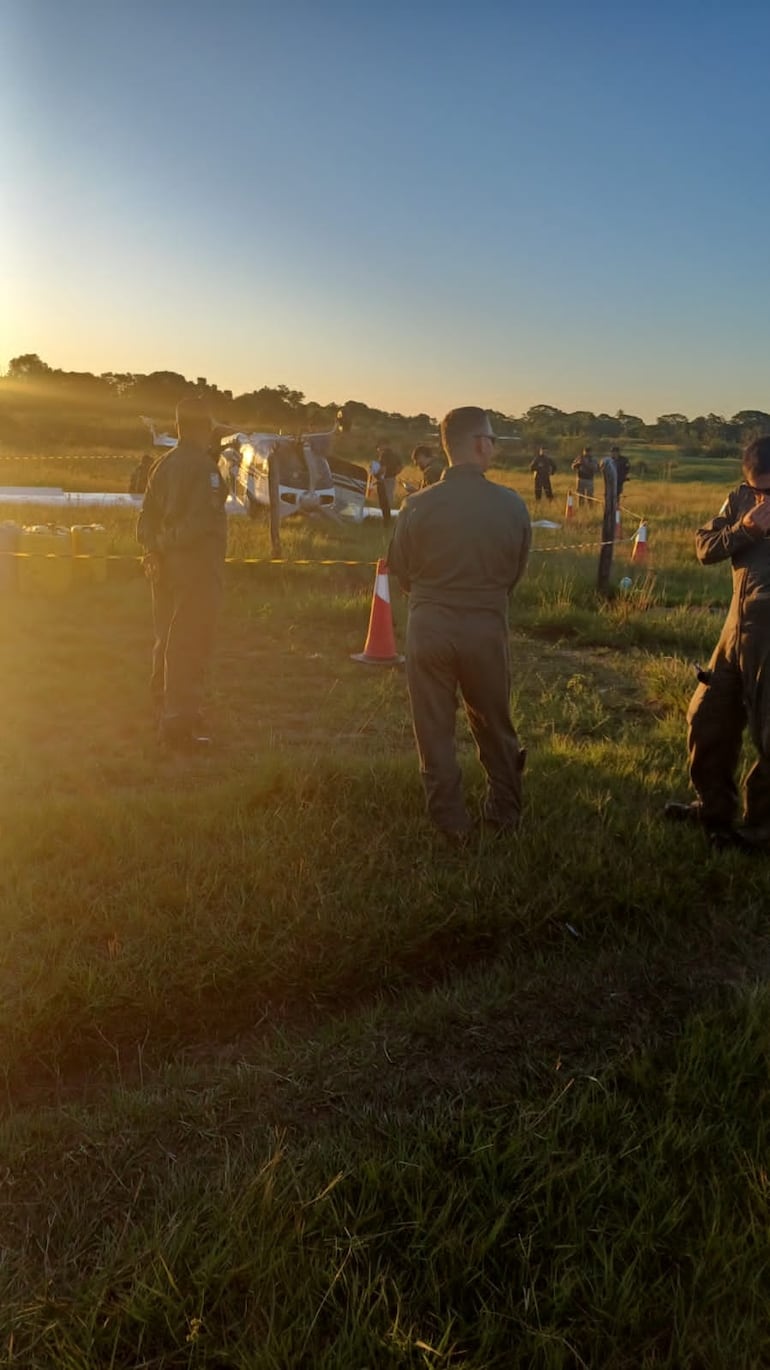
xmin=420 ymin=456 xmax=448 ymax=488
xmin=530 ymin=454 xmax=555 ymax=479
xmin=137 ymin=439 xmax=228 ymax=558
xmin=572 ymin=455 xmax=597 ymax=479
xmin=696 ymin=484 xmax=770 ymax=604
xmin=389 ymin=464 xmax=531 ymax=616
xmin=378 ymin=448 xmax=403 ymax=478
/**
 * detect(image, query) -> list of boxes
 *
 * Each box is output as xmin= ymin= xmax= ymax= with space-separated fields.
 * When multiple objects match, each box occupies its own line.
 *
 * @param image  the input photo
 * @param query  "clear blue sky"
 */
xmin=3 ymin=0 xmax=769 ymax=421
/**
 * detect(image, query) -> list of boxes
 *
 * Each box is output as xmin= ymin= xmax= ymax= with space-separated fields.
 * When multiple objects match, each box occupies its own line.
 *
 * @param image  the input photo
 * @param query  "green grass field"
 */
xmin=2 ymin=453 xmax=769 ymax=1368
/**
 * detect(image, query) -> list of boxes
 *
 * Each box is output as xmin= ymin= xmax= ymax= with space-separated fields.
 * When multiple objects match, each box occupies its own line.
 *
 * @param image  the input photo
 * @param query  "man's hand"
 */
xmin=741 ymin=496 xmax=770 ymax=537
xmin=142 ymin=552 xmax=162 ymax=581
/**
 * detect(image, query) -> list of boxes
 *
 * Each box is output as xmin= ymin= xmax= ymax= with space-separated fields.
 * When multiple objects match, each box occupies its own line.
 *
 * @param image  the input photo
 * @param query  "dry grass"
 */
xmin=1 ymin=452 xmax=768 ymax=1367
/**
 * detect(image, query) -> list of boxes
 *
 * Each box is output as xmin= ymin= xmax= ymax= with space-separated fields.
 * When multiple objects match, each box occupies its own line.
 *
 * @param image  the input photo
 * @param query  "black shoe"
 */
xmin=663 ymin=802 xmax=703 ymax=826
xmin=711 ymin=825 xmax=768 ymax=856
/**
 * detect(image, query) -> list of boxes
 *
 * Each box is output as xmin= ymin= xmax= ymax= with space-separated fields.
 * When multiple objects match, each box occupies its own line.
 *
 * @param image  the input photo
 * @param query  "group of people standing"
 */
xmin=135 ymin=400 xmax=770 ymax=858
xmin=529 ymin=445 xmax=631 ymax=505
xmin=368 ymin=443 xmax=448 ymax=524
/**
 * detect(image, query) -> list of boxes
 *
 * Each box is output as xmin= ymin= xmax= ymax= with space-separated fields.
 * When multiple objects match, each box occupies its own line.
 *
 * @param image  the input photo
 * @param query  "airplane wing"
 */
xmin=139 ymin=416 xmax=176 ymax=448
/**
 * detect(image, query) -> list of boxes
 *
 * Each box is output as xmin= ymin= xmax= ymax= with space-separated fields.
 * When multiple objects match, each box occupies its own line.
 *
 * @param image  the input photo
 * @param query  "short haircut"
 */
xmin=440 ymin=406 xmax=488 ymax=458
xmin=176 ymin=395 xmax=212 ymax=439
xmin=743 ymin=435 xmax=770 ymax=480
xmin=411 ymin=444 xmax=433 ymax=464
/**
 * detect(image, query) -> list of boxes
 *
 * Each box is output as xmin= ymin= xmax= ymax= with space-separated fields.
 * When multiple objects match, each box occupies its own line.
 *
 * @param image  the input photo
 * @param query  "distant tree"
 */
xmin=7 ymin=353 xmax=52 ymax=380
xmin=594 ymin=412 xmax=623 ymax=438
xmin=131 ymin=371 xmax=192 ymax=410
xmin=731 ymin=410 xmax=770 ymax=436
xmin=654 ymin=413 xmax=690 ymax=441
xmin=565 ymin=410 xmax=597 ymax=437
xmin=524 ymin=404 xmax=564 ymax=422
xmin=616 ymin=411 xmax=646 ymax=438
xmin=101 ymin=372 xmax=136 ymax=396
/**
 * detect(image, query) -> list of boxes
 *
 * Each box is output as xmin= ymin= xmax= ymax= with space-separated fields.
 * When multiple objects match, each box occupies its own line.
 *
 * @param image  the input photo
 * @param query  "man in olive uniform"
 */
xmin=412 ymin=444 xmax=448 ymax=489
xmin=665 ymin=435 xmax=770 ymax=850
xmin=389 ymin=406 xmax=531 ymax=843
xmin=571 ymin=447 xmax=598 ymax=505
xmin=137 ymin=397 xmax=228 ymax=750
xmin=529 ymin=446 xmax=556 ymax=502
xmin=129 ymin=452 xmax=154 ymax=495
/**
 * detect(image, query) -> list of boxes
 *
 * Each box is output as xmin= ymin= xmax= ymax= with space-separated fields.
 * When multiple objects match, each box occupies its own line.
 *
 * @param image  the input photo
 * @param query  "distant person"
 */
xmin=129 ymin=453 xmax=154 ymax=495
xmin=389 ymin=406 xmax=531 ymax=845
xmin=367 ymin=453 xmax=389 ymax=524
xmin=571 ymin=447 xmax=598 ymax=506
xmin=221 ymin=443 xmax=241 ymax=496
xmin=376 ymin=445 xmax=403 ymax=519
xmin=412 ymin=444 xmax=448 ymax=489
xmin=664 ymin=435 xmax=770 ymax=852
xmin=529 ymin=447 xmax=556 ymax=502
xmin=609 ymin=445 xmax=631 ymax=497
xmin=137 ymin=397 xmax=229 ymax=751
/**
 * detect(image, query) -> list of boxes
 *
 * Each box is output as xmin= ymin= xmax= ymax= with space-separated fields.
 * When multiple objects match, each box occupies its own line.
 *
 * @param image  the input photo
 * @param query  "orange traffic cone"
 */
xmin=565 ymin=490 xmax=575 ymax=521
xmin=631 ymin=521 xmax=649 ymax=564
xmin=351 ymin=559 xmax=404 ymax=665
xmin=615 ymin=507 xmax=622 ymax=540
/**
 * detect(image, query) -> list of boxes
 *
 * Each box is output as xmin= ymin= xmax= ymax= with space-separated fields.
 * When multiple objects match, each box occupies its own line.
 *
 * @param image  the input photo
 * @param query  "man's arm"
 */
xmin=136 ymin=462 xmax=165 ymax=551
xmin=508 ymin=499 xmax=532 ymax=592
xmin=695 ymin=492 xmax=768 ymax=565
xmin=388 ymin=502 xmax=412 ymax=592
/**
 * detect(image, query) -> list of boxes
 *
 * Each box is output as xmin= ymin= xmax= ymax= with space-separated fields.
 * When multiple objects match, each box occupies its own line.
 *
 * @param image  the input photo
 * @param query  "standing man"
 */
xmin=389 ymin=406 xmax=531 ymax=844
xmin=137 ymin=397 xmax=229 ymax=750
xmin=129 ymin=452 xmax=154 ymax=494
xmin=375 ymin=444 xmax=403 ymax=521
xmin=571 ymin=446 xmax=598 ymax=506
xmin=609 ymin=445 xmax=630 ymax=498
xmin=664 ymin=435 xmax=770 ymax=851
xmin=529 ymin=446 xmax=556 ymax=502
xmin=412 ymin=444 xmax=448 ymax=489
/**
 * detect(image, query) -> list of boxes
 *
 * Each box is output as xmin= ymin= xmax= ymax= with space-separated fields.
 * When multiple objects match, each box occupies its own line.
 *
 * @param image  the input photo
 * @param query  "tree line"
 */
xmin=2 ymin=353 xmax=768 ymax=458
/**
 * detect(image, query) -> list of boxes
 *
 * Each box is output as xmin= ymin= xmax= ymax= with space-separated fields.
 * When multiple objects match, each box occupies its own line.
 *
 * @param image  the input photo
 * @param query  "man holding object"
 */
xmin=665 ymin=435 xmax=770 ymax=850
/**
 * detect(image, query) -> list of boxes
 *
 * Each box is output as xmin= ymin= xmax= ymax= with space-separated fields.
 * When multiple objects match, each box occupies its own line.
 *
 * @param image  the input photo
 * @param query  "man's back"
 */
xmin=390 ymin=465 xmax=530 ymax=613
xmin=138 ymin=440 xmax=227 ymax=557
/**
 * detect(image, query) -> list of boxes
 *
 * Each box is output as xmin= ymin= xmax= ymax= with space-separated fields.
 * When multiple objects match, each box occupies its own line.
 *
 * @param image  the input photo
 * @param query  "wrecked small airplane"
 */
xmin=0 ymin=418 xmax=370 ymax=524
xmin=142 ymin=416 xmax=369 ymax=525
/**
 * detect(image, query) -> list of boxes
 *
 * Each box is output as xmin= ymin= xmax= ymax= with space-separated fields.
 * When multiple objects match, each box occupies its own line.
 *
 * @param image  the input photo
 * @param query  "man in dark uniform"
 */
xmin=665 ymin=435 xmax=770 ymax=850
xmin=529 ymin=447 xmax=556 ymax=502
xmin=412 ymin=444 xmax=448 ymax=489
xmin=129 ymin=453 xmax=154 ymax=494
xmin=571 ymin=446 xmax=598 ymax=506
xmin=137 ymin=397 xmax=229 ymax=750
xmin=389 ymin=406 xmax=531 ymax=843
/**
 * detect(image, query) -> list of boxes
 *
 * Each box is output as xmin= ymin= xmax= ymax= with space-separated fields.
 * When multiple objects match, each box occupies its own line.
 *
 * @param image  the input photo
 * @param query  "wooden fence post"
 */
xmin=597 ymin=456 xmax=618 ymax=597
xmin=268 ymin=449 xmax=282 ymax=560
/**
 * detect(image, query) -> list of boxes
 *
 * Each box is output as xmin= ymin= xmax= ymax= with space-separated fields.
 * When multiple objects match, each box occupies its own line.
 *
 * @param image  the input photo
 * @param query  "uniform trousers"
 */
xmin=151 ymin=549 xmax=224 ymax=733
xmin=405 ymin=603 xmax=524 ymax=832
xmin=687 ymin=605 xmax=770 ymax=835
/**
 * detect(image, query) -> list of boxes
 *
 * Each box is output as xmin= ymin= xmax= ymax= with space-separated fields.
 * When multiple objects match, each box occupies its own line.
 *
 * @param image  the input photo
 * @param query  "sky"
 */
xmin=2 ymin=0 xmax=769 ymax=422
